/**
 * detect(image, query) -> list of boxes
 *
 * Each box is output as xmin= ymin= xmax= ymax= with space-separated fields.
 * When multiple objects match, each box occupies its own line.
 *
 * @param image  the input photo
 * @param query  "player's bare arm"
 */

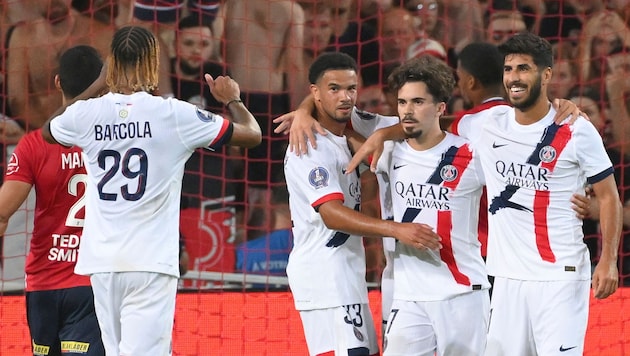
xmin=590 ymin=175 xmax=623 ymax=299
xmin=205 ymin=74 xmax=262 ymax=148
xmin=0 ymin=181 xmax=32 ymax=236
xmin=318 ymin=199 xmax=442 ymax=250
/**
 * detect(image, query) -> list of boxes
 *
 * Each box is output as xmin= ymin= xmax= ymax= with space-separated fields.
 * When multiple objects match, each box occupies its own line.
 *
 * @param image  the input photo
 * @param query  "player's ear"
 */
xmin=54 ymin=74 xmax=62 ymax=92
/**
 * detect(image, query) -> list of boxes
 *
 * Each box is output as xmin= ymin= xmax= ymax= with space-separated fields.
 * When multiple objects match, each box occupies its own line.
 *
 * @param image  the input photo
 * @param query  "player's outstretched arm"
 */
xmin=318 ymin=200 xmax=442 ymax=250
xmin=590 ymin=175 xmax=623 ymax=299
xmin=273 ymin=94 xmax=326 ymax=155
xmin=0 ymin=181 xmax=32 ymax=237
xmin=346 ymin=124 xmax=406 ymax=174
xmin=552 ymin=98 xmax=585 ymax=124
xmin=206 ymin=74 xmax=262 ymax=148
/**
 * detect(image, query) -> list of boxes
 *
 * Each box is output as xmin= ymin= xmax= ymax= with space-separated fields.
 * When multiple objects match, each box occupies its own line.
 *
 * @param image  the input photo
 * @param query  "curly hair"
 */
xmin=387 ymin=55 xmax=455 ymax=103
xmin=106 ymin=26 xmax=160 ymax=93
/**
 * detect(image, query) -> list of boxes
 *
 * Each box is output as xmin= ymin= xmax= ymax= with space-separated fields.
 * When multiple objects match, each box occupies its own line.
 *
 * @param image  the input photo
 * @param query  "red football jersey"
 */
xmin=5 ymin=130 xmax=90 ymax=291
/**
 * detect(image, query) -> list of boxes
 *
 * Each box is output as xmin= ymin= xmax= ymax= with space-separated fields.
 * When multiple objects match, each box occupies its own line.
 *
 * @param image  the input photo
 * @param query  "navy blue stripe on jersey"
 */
xmin=326 ymin=231 xmax=350 ymax=247
xmin=526 ymin=123 xmax=561 ymax=165
xmin=427 ymin=146 xmax=460 ymax=184
xmin=587 ymin=166 xmax=614 ymax=185
xmin=401 ymin=207 xmax=421 ymax=223
xmin=208 ymin=122 xmax=233 ymax=150
xmin=489 ymin=184 xmax=533 ymax=214
xmin=348 ymin=347 xmax=370 ymax=356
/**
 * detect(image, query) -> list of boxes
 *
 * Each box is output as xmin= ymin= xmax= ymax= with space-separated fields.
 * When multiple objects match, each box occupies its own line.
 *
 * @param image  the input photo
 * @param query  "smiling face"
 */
xmin=311 ymin=69 xmax=358 ymax=126
xmin=503 ymin=53 xmax=550 ymax=111
xmin=397 ymin=81 xmax=444 ymax=140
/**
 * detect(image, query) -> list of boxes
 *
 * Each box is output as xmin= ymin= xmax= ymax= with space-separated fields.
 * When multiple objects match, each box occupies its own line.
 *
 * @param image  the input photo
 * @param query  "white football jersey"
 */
xmin=377 ymin=133 xmax=490 ymax=301
xmin=49 ymin=92 xmax=232 ymax=277
xmin=474 ymin=106 xmax=613 ymax=280
xmin=450 ymin=98 xmax=511 ymax=145
xmin=284 ymin=130 xmax=366 ymax=311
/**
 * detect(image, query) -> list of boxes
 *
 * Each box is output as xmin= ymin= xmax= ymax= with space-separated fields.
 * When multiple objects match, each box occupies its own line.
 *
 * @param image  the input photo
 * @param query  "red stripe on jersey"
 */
xmin=533 ymin=124 xmax=569 ymax=262
xmin=311 ymin=192 xmax=344 ymax=209
xmin=436 ymin=144 xmax=473 ymax=284
xmin=209 ymin=118 xmax=231 ymax=146
xmin=316 ymin=352 xmax=334 ymax=356
xmin=478 ymin=188 xmax=488 ymax=257
xmin=437 ymin=210 xmax=471 ymax=286
xmin=541 ymin=124 xmax=571 ymax=171
xmin=451 ymin=99 xmax=509 ymax=136
xmin=534 ymin=190 xmax=555 ymax=262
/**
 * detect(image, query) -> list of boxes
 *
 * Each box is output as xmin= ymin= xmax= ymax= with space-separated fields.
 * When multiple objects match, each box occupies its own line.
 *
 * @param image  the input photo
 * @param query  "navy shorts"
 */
xmin=26 ymin=286 xmax=104 ymax=356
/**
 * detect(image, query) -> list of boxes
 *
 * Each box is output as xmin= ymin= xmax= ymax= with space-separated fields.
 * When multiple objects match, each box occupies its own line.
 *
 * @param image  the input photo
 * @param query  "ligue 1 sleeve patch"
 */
xmin=309 ymin=167 xmax=329 ymax=189
xmin=195 ymin=107 xmax=216 ymax=123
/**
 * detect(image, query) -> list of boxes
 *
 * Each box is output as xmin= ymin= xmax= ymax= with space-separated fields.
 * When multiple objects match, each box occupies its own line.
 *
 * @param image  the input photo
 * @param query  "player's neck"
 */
xmin=514 ymin=98 xmax=551 ymax=125
xmin=406 ymin=130 xmax=446 ymax=151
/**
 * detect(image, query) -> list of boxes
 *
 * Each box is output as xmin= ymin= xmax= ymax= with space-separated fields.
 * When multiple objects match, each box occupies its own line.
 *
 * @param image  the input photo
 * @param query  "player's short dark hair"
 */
xmin=177 ymin=14 xmax=213 ymax=34
xmin=387 ymin=55 xmax=455 ymax=103
xmin=458 ymin=42 xmax=503 ymax=87
xmin=107 ymin=26 xmax=160 ymax=92
xmin=308 ymin=52 xmax=358 ymax=84
xmin=498 ymin=32 xmax=553 ymax=70
xmin=58 ymin=45 xmax=103 ymax=98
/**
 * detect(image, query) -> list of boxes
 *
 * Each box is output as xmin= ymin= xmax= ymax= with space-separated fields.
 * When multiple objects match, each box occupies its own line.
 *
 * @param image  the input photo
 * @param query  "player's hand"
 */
xmin=552 ymin=98 xmax=586 ymax=124
xmin=591 ymin=259 xmax=619 ymax=299
xmin=394 ymin=222 xmax=442 ymax=250
xmin=346 ymin=130 xmax=386 ymax=174
xmin=0 ymin=117 xmax=25 ymax=144
xmin=205 ymin=74 xmax=240 ymax=105
xmin=273 ymin=107 xmax=325 ymax=155
xmin=571 ymin=185 xmax=600 ymax=220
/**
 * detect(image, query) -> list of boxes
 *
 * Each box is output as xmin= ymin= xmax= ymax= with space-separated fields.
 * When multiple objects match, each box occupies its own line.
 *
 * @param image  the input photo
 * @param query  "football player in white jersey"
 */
xmin=342 ymin=34 xmax=622 ymax=355
xmin=284 ymin=52 xmax=442 ymax=356
xmin=375 ymin=56 xmax=491 ymax=355
xmin=41 ymin=26 xmax=262 ymax=356
xmin=479 ymin=33 xmax=622 ymax=355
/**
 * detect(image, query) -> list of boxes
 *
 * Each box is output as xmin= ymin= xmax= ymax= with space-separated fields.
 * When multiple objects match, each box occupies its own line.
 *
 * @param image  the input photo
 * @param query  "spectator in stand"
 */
xmin=0 ymin=44 xmax=105 ymax=356
xmin=171 ymin=14 xmax=235 ymax=204
xmin=357 ymin=0 xmax=392 ymax=35
xmin=357 ymin=84 xmax=392 ymax=115
xmin=325 ymin=0 xmax=381 ymax=86
xmin=220 ymin=0 xmax=308 ymax=239
xmin=548 ymin=42 xmax=579 ymax=101
xmin=6 ymin=0 xmax=113 ymax=132
xmin=485 ymin=10 xmax=528 ymax=46
xmin=300 ymin=1 xmax=334 ymax=71
xmin=538 ymin=1 xmax=582 ymax=45
xmin=405 ymin=0 xmax=484 ymax=57
xmin=577 ymin=11 xmax=630 ymax=90
xmin=379 ymin=7 xmax=447 ymax=70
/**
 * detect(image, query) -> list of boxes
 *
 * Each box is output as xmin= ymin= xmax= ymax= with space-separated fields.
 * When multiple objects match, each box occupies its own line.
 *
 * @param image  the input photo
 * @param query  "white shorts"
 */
xmin=486 ymin=277 xmax=589 ymax=356
xmin=91 ymin=272 xmax=178 ymax=356
xmin=299 ymin=303 xmax=379 ymax=356
xmin=383 ymin=291 xmax=490 ymax=356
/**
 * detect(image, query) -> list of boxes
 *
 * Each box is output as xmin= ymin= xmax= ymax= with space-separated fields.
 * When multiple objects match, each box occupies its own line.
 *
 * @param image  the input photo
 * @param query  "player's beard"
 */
xmin=509 ymin=74 xmax=542 ymax=112
xmin=179 ymin=60 xmax=202 ymax=77
xmin=402 ymin=116 xmax=422 ymax=139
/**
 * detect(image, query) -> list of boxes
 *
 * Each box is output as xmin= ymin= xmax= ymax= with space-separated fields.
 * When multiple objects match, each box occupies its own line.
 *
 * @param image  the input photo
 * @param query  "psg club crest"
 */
xmin=440 ymin=164 xmax=458 ymax=182
xmin=309 ymin=167 xmax=329 ymax=189
xmin=195 ymin=107 xmax=216 ymax=123
xmin=539 ymin=145 xmax=557 ymax=163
